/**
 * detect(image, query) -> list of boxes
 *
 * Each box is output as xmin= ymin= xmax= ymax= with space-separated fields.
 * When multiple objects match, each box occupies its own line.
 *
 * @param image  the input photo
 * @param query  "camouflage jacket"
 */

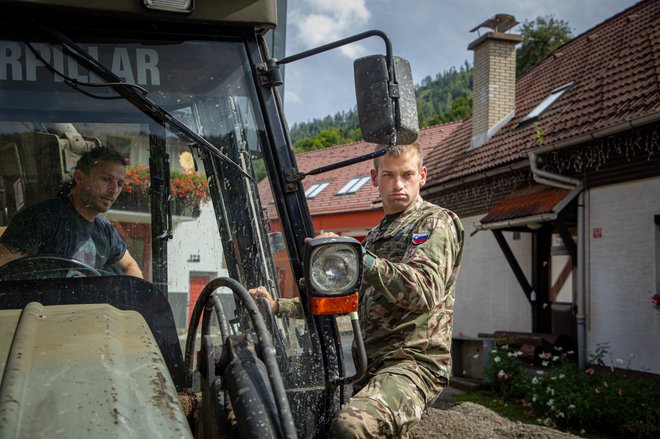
xmin=359 ymin=197 xmax=464 ymax=383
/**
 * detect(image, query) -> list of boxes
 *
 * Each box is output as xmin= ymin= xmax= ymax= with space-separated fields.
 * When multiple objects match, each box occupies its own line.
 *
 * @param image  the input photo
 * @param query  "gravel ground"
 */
xmin=410 ymin=389 xmax=581 ymax=439
xmin=340 ymin=331 xmax=580 ymax=438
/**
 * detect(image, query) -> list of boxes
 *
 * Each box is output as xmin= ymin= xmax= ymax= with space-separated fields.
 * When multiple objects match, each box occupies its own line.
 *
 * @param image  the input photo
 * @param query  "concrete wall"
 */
xmin=453 ymin=214 xmax=533 ymax=337
xmin=587 ymin=178 xmax=660 ymax=373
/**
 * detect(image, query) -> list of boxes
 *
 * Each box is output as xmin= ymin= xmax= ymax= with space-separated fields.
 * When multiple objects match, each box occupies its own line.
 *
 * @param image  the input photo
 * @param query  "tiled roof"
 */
xmin=425 ymin=0 xmax=660 ymax=188
xmin=282 ymin=121 xmax=461 ymax=216
xmin=480 ymin=185 xmax=570 ymax=224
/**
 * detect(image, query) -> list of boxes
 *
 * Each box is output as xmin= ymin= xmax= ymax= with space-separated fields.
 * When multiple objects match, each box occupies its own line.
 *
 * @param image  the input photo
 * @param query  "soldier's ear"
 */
xmin=420 ymin=166 xmax=427 ymax=186
xmin=371 ymin=169 xmax=378 ymax=186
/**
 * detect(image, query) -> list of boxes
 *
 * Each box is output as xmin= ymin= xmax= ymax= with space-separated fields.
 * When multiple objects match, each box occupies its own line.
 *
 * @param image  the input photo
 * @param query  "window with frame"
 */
xmin=305 ymin=182 xmax=330 ymax=199
xmin=336 ymin=176 xmax=370 ymax=195
xmin=521 ymin=82 xmax=573 ymax=123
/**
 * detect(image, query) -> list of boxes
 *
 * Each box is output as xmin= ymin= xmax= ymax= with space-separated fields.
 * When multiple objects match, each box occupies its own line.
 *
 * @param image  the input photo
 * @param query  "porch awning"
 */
xmin=475 ymin=184 xmax=581 ymax=231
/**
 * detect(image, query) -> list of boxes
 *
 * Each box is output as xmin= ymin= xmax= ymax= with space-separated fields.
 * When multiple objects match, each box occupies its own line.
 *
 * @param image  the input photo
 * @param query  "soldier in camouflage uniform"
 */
xmin=250 ymin=142 xmax=464 ymax=438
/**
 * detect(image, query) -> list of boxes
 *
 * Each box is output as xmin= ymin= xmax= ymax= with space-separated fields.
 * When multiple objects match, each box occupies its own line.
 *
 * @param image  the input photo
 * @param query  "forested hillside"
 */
xmin=289 ymin=63 xmax=472 ymax=152
xmin=416 ymin=61 xmax=472 ymax=127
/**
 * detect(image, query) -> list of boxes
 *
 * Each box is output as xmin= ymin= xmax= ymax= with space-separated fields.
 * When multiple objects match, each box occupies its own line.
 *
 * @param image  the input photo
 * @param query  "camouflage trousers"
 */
xmin=327 ymin=362 xmax=446 ymax=438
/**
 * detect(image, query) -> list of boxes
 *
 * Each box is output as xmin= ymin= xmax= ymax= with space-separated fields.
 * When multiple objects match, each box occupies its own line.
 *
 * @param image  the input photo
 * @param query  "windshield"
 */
xmin=0 ymin=36 xmax=327 ymax=433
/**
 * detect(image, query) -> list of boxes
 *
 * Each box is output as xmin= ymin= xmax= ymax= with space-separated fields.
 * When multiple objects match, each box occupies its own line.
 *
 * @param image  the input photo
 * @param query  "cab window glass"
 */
xmin=0 ymin=39 xmax=324 ymax=407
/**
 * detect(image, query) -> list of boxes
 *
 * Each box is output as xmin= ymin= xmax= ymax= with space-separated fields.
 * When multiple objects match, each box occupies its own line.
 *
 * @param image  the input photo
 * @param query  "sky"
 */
xmin=281 ymin=0 xmax=640 ymax=126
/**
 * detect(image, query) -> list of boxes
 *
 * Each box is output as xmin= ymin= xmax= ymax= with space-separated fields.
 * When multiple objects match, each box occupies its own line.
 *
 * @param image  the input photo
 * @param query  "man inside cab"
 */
xmin=0 ymin=146 xmax=143 ymax=278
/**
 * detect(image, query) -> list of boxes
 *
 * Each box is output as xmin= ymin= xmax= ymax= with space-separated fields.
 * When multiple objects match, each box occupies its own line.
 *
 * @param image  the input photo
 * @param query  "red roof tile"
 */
xmin=425 ymin=0 xmax=660 ymax=188
xmin=480 ymin=185 xmax=571 ymax=224
xmin=260 ymin=121 xmax=461 ymax=217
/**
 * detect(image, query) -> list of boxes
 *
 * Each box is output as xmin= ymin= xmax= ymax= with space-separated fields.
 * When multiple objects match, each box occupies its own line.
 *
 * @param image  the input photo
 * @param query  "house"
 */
xmin=422 ymin=0 xmax=660 ymax=374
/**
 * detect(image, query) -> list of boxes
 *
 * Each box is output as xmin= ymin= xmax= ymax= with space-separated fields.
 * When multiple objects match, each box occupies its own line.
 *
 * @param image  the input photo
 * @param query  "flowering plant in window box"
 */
xmin=116 ymin=163 xmax=209 ymax=217
xmin=122 ymin=162 xmax=150 ymax=197
xmin=170 ymin=170 xmax=210 ymax=206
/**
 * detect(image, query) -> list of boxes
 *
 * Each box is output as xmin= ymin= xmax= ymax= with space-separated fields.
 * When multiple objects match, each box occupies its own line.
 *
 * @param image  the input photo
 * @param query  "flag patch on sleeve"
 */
xmin=412 ymin=233 xmax=429 ymax=245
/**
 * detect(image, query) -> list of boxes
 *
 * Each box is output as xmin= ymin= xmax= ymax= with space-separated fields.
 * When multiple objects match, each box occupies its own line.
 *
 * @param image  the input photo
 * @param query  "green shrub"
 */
xmin=484 ymin=344 xmax=529 ymax=400
xmin=484 ymin=343 xmax=660 ymax=438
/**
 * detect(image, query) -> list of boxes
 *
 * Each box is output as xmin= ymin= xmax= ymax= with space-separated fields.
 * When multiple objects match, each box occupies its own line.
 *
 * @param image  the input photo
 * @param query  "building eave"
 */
xmin=424 ymin=110 xmax=660 ymax=196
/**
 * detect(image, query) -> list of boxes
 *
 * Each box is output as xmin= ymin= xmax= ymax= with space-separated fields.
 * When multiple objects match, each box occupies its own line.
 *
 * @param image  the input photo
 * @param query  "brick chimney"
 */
xmin=468 ymin=14 xmax=522 ymax=148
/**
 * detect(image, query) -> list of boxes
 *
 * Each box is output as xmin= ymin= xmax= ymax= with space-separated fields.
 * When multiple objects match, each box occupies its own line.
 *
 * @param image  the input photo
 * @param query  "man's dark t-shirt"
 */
xmin=0 ymin=196 xmax=126 ymax=270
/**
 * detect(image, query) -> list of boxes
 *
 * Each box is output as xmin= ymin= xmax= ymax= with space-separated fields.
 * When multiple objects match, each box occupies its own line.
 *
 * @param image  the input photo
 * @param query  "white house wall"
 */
xmin=454 ymin=214 xmax=533 ymax=337
xmin=588 ymin=177 xmax=660 ymax=374
xmin=169 ymin=202 xmax=227 ymax=292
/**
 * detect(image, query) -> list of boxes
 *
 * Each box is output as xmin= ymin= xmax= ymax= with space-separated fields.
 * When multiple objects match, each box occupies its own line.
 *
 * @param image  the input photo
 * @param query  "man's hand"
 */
xmin=304 ymin=231 xmax=339 ymax=243
xmin=248 ymin=286 xmax=278 ymax=314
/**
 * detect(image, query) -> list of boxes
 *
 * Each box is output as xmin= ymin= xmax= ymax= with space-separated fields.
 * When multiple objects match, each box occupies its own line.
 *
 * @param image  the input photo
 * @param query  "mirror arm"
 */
xmin=276 ymin=30 xmax=403 ymax=183
xmin=306 ymin=130 xmax=397 ymax=177
xmin=276 ymin=31 xmax=398 ymax=100
xmin=276 ymin=30 xmax=395 ymax=85
xmin=285 ymin=131 xmax=397 ymax=184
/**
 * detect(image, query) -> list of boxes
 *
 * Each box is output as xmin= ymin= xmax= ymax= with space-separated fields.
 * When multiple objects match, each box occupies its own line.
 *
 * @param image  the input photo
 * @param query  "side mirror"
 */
xmin=354 ymin=55 xmax=418 ymax=145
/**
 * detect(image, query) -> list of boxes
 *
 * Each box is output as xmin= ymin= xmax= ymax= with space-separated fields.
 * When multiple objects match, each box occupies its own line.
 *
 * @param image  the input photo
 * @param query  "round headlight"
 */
xmin=310 ymin=244 xmax=361 ymax=294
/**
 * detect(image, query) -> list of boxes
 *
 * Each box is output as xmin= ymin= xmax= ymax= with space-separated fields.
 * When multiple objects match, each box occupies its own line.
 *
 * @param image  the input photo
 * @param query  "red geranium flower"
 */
xmin=122 ymin=163 xmax=209 ymax=207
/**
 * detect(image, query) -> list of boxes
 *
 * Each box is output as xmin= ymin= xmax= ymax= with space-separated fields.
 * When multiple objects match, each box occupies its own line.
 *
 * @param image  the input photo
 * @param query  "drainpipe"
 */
xmin=577 ymin=190 xmax=587 ymax=369
xmin=528 ymin=151 xmax=586 ymax=369
xmin=528 ymin=151 xmax=581 ymax=188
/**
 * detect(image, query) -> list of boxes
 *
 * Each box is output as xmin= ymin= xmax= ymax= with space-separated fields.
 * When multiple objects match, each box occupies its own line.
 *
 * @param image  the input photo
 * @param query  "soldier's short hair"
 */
xmin=373 ymin=141 xmax=423 ymax=170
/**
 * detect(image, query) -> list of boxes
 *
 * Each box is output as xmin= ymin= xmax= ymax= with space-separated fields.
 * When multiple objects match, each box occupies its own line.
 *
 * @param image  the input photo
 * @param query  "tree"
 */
xmin=416 ymin=62 xmax=472 ymax=128
xmin=517 ymin=16 xmax=573 ymax=76
xmin=292 ymin=128 xmax=354 ymax=153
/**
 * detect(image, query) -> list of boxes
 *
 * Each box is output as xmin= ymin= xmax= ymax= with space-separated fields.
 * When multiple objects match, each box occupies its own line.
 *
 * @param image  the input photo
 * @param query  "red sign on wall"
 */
xmin=593 ymin=228 xmax=602 ymax=239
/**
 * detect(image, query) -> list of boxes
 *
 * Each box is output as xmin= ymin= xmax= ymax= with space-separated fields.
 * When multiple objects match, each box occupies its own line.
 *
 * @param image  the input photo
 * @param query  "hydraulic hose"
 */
xmin=184 ymin=277 xmax=297 ymax=438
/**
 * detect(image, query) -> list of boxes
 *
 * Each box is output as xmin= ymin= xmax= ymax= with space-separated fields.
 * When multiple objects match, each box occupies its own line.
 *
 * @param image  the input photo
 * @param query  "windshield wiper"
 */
xmin=34 ymin=22 xmax=252 ymax=181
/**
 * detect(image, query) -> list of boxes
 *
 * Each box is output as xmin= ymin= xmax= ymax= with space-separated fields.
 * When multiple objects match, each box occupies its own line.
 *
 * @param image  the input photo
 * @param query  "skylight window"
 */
xmin=336 ymin=176 xmax=371 ymax=195
xmin=522 ymin=82 xmax=573 ymax=123
xmin=305 ymin=182 xmax=330 ymax=199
